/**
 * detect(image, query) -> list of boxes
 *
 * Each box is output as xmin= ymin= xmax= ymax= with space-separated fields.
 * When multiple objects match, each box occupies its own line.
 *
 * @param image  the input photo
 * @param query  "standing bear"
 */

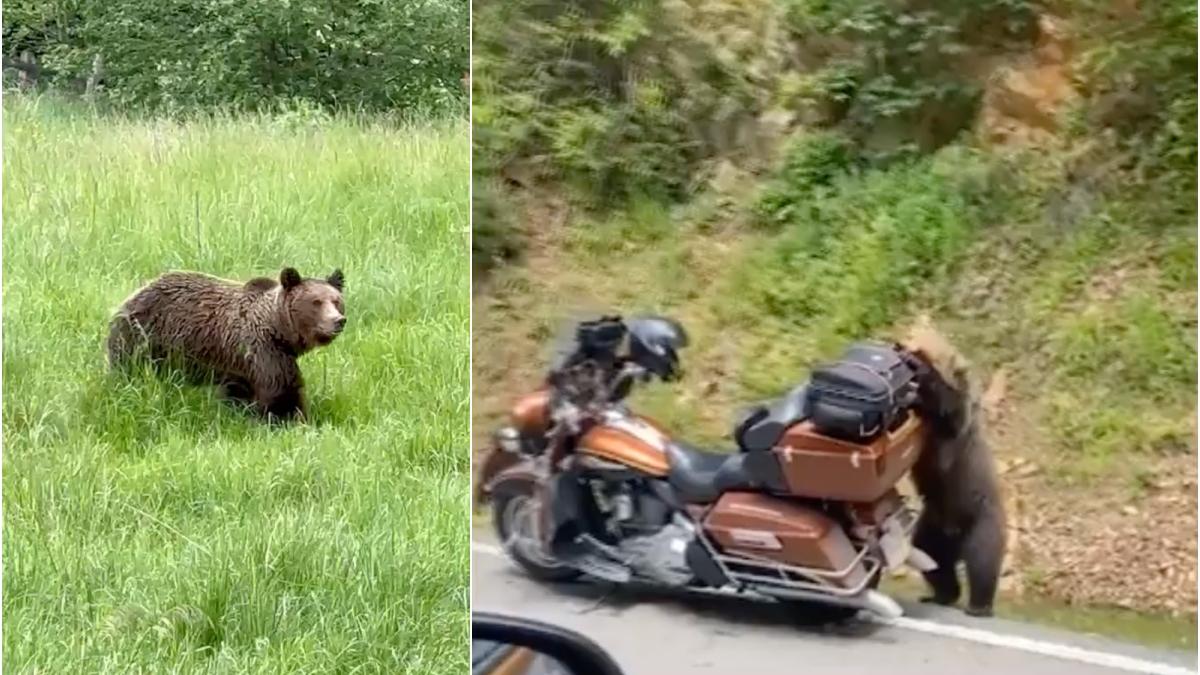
xmin=107 ymin=267 xmax=346 ymax=421
xmin=902 ymin=317 xmax=1007 ymax=617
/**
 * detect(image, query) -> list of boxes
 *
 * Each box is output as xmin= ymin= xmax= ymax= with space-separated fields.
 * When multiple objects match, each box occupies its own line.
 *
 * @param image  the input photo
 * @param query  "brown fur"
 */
xmin=243 ymin=277 xmax=279 ymax=293
xmin=902 ymin=316 xmax=1006 ymax=617
xmin=107 ymin=267 xmax=346 ymax=422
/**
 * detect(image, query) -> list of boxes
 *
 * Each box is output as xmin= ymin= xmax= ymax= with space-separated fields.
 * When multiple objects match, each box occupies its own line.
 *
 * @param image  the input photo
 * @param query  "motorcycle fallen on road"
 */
xmin=477 ymin=315 xmax=938 ymax=621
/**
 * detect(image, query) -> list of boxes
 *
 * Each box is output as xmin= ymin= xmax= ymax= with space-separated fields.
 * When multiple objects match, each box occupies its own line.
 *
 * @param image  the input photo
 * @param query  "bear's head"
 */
xmin=279 ymin=267 xmax=346 ymax=352
xmin=900 ymin=315 xmax=977 ymax=426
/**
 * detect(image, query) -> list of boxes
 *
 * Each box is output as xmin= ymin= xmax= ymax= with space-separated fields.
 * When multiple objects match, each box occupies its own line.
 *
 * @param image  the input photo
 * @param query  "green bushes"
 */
xmin=755 ymin=131 xmax=862 ymax=230
xmin=1072 ymin=0 xmax=1196 ymax=213
xmin=473 ymin=0 xmax=1036 ymax=203
xmin=782 ymin=0 xmax=1035 ymax=152
xmin=3 ymin=0 xmax=468 ymax=115
xmin=738 ymin=146 xmax=993 ymax=357
xmin=470 ymin=0 xmax=1038 ymax=271
xmin=471 ymin=177 xmax=522 ymax=272
xmin=472 ymin=0 xmax=709 ymax=203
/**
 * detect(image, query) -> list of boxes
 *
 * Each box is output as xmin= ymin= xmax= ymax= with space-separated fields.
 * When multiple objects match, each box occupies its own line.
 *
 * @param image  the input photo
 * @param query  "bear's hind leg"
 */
xmin=913 ymin=510 xmax=962 ymax=606
xmin=962 ymin=511 xmax=1006 ymax=617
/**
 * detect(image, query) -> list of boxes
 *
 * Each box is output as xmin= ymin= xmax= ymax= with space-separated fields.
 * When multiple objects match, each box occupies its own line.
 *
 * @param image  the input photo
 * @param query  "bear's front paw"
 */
xmin=964 ymin=605 xmax=994 ymax=618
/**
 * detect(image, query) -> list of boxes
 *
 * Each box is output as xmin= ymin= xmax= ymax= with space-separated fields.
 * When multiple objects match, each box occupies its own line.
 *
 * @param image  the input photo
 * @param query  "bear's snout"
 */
xmin=334 ymin=317 xmax=347 ymax=333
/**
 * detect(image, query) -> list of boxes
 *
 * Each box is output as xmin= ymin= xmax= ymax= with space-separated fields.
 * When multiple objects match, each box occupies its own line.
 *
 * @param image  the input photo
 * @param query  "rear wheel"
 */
xmin=492 ymin=488 xmax=581 ymax=582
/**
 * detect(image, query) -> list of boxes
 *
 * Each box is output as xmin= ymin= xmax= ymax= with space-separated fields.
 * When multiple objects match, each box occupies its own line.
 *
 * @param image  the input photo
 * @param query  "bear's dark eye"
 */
xmin=312 ymin=299 xmax=322 ymax=307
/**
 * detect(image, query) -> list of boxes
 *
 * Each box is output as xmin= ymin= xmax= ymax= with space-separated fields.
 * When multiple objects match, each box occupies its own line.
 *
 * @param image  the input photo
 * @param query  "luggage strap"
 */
xmin=835 ymin=361 xmax=897 ymax=437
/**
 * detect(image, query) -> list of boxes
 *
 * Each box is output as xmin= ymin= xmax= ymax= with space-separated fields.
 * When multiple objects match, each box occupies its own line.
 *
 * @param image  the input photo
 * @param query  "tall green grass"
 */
xmin=3 ymin=96 xmax=470 ymax=673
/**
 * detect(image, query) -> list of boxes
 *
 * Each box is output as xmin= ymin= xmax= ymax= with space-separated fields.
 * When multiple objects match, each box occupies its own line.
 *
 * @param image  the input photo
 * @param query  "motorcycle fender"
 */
xmin=476 ymin=451 xmax=538 ymax=503
xmin=486 ymin=464 xmax=586 ymax=556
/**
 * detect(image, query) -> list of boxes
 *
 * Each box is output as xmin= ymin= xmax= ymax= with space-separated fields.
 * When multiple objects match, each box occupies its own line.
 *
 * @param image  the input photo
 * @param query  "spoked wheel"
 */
xmin=492 ymin=488 xmax=580 ymax=582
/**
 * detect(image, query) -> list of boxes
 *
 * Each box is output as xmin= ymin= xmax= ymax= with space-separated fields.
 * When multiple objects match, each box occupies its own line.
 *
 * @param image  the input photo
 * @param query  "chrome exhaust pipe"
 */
xmin=859 ymin=590 xmax=904 ymax=619
xmin=757 ymin=586 xmax=904 ymax=619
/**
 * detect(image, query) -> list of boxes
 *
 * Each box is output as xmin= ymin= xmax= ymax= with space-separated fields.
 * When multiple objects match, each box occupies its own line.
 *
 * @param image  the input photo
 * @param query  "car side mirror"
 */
xmin=473 ymin=612 xmax=625 ymax=675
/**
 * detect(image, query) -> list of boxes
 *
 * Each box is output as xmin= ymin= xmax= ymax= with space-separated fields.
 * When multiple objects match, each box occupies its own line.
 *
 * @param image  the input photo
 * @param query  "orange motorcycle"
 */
xmin=477 ymin=315 xmax=937 ymax=620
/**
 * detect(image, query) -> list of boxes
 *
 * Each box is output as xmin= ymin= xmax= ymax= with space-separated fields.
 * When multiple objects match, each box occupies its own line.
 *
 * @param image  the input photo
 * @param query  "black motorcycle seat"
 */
xmin=665 ymin=442 xmax=751 ymax=504
xmin=733 ymin=384 xmax=810 ymax=452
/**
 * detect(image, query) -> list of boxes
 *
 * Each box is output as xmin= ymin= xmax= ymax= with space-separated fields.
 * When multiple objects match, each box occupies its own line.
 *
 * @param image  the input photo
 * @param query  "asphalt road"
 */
xmin=472 ymin=534 xmax=1197 ymax=675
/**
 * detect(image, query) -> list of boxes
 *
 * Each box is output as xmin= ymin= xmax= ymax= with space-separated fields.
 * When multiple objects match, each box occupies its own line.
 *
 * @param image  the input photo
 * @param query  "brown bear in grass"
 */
xmin=107 ymin=267 xmax=346 ymax=422
xmin=902 ymin=317 xmax=1007 ymax=617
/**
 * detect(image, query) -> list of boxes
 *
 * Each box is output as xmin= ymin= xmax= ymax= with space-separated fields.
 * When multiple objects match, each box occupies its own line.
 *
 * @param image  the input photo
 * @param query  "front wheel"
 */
xmin=492 ymin=488 xmax=580 ymax=582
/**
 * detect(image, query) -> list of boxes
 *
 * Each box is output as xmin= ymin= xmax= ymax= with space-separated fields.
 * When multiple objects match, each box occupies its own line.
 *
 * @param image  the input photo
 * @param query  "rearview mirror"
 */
xmin=472 ymin=612 xmax=624 ymax=675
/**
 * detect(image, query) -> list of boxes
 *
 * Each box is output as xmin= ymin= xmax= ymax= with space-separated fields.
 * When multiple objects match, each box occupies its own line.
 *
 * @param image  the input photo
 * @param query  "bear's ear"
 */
xmin=327 ymin=268 xmax=345 ymax=291
xmin=280 ymin=267 xmax=303 ymax=290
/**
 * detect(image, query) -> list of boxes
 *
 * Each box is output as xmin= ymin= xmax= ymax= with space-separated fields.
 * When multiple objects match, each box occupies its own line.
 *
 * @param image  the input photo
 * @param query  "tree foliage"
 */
xmin=1074 ymin=0 xmax=1196 ymax=187
xmin=3 ymin=0 xmax=468 ymax=115
xmin=471 ymin=0 xmax=1038 ymax=268
xmin=473 ymin=0 xmax=1036 ymax=205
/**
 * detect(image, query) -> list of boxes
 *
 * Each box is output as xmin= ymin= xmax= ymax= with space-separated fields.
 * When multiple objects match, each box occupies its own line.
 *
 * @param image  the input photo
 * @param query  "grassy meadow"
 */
xmin=3 ymin=97 xmax=470 ymax=672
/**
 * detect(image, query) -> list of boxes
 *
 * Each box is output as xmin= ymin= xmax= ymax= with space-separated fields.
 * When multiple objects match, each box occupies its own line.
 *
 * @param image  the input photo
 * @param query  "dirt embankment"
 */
xmin=968 ymin=14 xmax=1196 ymax=616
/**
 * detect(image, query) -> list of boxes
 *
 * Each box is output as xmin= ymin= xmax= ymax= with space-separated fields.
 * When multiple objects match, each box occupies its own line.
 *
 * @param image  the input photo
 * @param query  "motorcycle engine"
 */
xmin=586 ymin=477 xmax=694 ymax=587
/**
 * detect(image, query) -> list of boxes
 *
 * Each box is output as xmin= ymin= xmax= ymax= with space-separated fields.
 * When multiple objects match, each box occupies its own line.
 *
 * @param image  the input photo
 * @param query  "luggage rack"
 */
xmin=716 ymin=543 xmax=881 ymax=597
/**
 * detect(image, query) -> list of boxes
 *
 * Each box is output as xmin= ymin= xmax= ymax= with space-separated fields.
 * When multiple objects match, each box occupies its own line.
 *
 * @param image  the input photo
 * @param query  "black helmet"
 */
xmin=626 ymin=315 xmax=689 ymax=381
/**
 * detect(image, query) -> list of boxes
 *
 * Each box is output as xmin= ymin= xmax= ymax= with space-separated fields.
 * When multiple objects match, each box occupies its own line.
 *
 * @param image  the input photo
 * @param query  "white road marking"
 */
xmin=877 ymin=617 xmax=1196 ymax=675
xmin=471 ymin=541 xmax=1195 ymax=675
